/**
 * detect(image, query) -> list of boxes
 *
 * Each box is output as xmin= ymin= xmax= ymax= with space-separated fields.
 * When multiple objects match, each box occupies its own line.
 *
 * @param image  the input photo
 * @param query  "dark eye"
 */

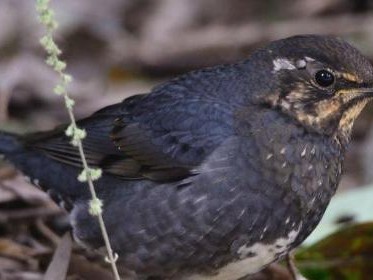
xmin=315 ymin=70 xmax=335 ymax=87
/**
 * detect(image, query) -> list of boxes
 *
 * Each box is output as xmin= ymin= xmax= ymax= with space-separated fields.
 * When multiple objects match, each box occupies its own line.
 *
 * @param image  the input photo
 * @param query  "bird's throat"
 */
xmin=337 ymin=99 xmax=368 ymax=140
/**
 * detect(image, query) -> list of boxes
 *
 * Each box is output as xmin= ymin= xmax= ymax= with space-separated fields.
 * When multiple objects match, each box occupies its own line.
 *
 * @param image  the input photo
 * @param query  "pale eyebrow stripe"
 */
xmin=340 ymin=72 xmax=360 ymax=83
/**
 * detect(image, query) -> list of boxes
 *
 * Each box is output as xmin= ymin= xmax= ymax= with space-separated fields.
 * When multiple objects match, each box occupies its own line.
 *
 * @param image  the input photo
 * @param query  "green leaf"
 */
xmin=297 ymin=222 xmax=373 ymax=280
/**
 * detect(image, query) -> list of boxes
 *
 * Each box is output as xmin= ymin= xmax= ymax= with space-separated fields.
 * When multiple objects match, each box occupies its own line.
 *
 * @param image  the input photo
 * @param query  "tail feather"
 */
xmin=0 ymin=131 xmax=22 ymax=155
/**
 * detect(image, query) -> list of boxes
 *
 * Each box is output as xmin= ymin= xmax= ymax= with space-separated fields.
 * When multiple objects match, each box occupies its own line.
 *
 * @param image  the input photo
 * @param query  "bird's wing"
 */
xmin=26 ymin=93 xmax=235 ymax=182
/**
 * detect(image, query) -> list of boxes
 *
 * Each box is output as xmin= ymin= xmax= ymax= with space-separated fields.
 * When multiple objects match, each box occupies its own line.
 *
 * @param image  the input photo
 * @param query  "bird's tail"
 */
xmin=0 ymin=131 xmax=22 ymax=155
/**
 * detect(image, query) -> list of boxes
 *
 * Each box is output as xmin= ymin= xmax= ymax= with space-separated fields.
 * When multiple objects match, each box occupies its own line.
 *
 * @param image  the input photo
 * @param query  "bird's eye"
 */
xmin=315 ymin=70 xmax=335 ymax=87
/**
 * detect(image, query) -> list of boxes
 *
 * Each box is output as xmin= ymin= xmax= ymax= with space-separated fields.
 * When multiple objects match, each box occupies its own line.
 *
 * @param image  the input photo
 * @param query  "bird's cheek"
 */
xmin=313 ymin=99 xmax=342 ymax=121
xmin=295 ymin=98 xmax=342 ymax=131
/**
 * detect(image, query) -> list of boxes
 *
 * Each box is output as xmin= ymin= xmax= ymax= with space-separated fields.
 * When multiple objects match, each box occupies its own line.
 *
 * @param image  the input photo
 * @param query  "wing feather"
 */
xmin=25 ymin=92 xmax=235 ymax=182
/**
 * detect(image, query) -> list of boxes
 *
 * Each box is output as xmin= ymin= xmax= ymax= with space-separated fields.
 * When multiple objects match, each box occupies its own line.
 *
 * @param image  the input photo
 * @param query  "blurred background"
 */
xmin=1 ymin=0 xmax=373 ymax=279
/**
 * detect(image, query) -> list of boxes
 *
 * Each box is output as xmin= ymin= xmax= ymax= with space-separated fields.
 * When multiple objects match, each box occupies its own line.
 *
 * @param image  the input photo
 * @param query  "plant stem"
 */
xmin=35 ymin=0 xmax=121 ymax=279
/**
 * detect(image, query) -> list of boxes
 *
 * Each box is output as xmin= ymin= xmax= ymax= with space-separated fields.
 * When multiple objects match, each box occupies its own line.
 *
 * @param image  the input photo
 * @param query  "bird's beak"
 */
xmin=356 ymin=87 xmax=373 ymax=98
xmin=340 ymin=87 xmax=373 ymax=104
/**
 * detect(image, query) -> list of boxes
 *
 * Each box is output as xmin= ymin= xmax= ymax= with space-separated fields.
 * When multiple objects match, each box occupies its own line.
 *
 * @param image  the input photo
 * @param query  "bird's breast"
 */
xmin=248 ymin=122 xmax=344 ymax=245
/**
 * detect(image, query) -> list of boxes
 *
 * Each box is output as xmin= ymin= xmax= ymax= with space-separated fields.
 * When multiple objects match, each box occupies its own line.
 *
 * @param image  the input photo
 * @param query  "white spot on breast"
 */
xmin=272 ymin=58 xmax=296 ymax=72
xmin=182 ymin=226 xmax=301 ymax=280
xmin=301 ymin=147 xmax=307 ymax=157
xmin=308 ymin=197 xmax=316 ymax=207
xmin=237 ymin=228 xmax=299 ymax=260
xmin=311 ymin=146 xmax=316 ymax=155
xmin=238 ymin=209 xmax=246 ymax=219
xmin=194 ymin=195 xmax=207 ymax=204
xmin=266 ymin=153 xmax=273 ymax=160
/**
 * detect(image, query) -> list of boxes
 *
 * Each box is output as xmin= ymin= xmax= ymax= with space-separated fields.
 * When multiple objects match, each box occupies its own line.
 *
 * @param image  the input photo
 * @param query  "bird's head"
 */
xmin=257 ymin=35 xmax=373 ymax=143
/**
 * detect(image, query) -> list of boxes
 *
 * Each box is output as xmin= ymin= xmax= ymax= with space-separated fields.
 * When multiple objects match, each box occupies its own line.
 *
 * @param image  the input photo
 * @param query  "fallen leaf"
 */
xmin=44 ymin=232 xmax=72 ymax=280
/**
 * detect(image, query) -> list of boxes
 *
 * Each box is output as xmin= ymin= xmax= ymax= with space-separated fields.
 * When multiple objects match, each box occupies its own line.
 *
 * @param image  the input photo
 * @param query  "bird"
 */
xmin=0 ymin=34 xmax=373 ymax=280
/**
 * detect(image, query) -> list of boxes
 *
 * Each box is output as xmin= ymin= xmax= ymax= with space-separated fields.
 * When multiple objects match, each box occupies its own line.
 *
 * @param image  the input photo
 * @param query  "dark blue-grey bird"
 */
xmin=1 ymin=35 xmax=373 ymax=279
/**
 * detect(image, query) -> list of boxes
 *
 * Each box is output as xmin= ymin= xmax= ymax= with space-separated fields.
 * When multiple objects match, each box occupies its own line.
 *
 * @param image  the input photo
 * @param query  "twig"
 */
xmin=44 ymin=233 xmax=72 ymax=280
xmin=286 ymin=253 xmax=307 ymax=280
xmin=35 ymin=1 xmax=121 ymax=279
xmin=0 ymin=207 xmax=62 ymax=221
xmin=36 ymin=218 xmax=61 ymax=246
